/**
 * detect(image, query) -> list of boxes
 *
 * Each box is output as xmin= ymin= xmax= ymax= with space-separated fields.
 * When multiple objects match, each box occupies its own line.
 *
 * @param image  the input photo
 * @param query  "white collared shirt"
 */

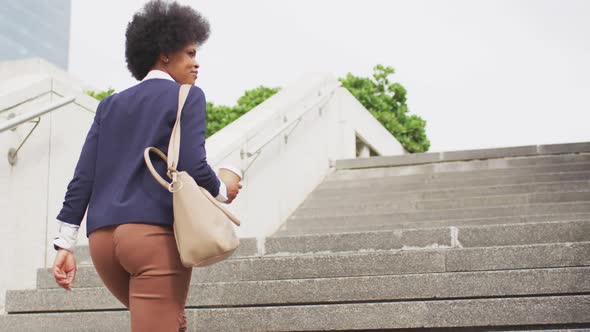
xmin=53 ymin=69 xmax=231 ymax=252
xmin=141 ymin=69 xmax=176 ymax=81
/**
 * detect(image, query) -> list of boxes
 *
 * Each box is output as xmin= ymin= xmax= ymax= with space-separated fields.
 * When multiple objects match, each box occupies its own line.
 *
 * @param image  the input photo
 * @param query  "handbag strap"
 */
xmin=143 ymin=84 xmax=192 ymax=190
xmin=166 ymin=84 xmax=192 ymax=178
xmin=142 ymin=86 xmax=241 ymax=226
xmin=144 ymin=147 xmax=171 ymax=190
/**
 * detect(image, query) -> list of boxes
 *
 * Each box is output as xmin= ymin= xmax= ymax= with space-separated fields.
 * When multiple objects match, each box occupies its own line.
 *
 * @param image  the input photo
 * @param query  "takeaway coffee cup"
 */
xmin=218 ymin=164 xmax=242 ymax=184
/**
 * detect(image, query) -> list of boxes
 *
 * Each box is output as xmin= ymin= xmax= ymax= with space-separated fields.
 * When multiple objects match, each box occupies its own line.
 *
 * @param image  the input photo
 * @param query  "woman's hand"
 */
xmin=225 ymin=181 xmax=242 ymax=204
xmin=53 ymin=248 xmax=77 ymax=291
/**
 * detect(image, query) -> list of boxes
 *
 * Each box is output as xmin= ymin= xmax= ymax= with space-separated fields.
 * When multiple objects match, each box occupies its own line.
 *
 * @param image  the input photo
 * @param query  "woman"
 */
xmin=51 ymin=1 xmax=241 ymax=331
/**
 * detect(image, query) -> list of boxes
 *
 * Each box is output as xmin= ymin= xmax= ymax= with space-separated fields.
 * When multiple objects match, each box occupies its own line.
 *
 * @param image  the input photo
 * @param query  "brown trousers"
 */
xmin=88 ymin=223 xmax=192 ymax=332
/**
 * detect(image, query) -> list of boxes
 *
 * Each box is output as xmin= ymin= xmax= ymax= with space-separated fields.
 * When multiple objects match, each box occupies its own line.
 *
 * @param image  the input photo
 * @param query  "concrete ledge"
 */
xmin=191 ymin=295 xmax=590 ymax=331
xmin=328 ymin=154 xmax=590 ymax=181
xmin=8 ymin=267 xmax=590 ymax=313
xmin=457 ymin=220 xmax=590 ymax=248
xmin=0 ymin=311 xmax=131 ymax=332
xmin=336 ymin=152 xmax=441 ymax=169
xmin=72 ymin=220 xmax=590 ymax=269
xmin=314 ymin=172 xmax=590 ymax=196
xmin=442 ymin=145 xmax=539 ymax=162
xmin=275 ymin=213 xmax=590 ymax=236
xmin=303 ymin=180 xmax=590 ymax=207
xmin=1 ymin=295 xmax=588 ymax=331
xmin=36 ymin=250 xmax=447 ymax=289
xmin=36 ymin=242 xmax=590 ymax=289
xmin=266 ymin=227 xmax=453 ymax=254
xmin=447 ymin=242 xmax=590 ymax=271
xmin=284 ymin=202 xmax=590 ymax=227
xmin=319 ymin=165 xmax=590 ymax=192
xmin=290 ymin=191 xmax=590 ymax=219
xmin=335 ymin=142 xmax=590 ymax=170
xmin=269 ymin=220 xmax=590 ymax=254
xmin=327 ymin=161 xmax=590 ymax=184
xmin=538 ymin=142 xmax=590 ymax=155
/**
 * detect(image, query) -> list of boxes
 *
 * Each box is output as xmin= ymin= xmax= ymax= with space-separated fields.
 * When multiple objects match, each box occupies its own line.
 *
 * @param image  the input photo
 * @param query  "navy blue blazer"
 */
xmin=56 ymin=79 xmax=221 ymax=236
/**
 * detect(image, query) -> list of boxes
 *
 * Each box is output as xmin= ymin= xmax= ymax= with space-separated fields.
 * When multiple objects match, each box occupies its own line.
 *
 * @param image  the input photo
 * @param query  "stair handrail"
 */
xmin=0 ymin=96 xmax=76 ymax=133
xmin=238 ymin=82 xmax=342 ymax=173
xmin=2 ymin=97 xmax=76 ymax=165
xmin=242 ymin=82 xmax=341 ymax=157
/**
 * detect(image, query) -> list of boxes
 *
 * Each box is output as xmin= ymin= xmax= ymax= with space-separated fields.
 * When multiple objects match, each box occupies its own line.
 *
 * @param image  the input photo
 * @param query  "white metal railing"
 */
xmin=0 ymin=97 xmax=75 ymax=133
xmin=240 ymin=82 xmax=341 ymax=174
xmin=1 ymin=97 xmax=75 ymax=165
xmin=206 ymin=76 xmax=341 ymax=166
xmin=0 ymin=90 xmax=53 ymax=115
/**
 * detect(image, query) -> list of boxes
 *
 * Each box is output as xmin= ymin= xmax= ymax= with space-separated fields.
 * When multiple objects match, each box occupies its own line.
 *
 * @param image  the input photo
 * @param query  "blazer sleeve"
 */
xmin=177 ymin=86 xmax=221 ymax=197
xmin=56 ymin=97 xmax=105 ymax=226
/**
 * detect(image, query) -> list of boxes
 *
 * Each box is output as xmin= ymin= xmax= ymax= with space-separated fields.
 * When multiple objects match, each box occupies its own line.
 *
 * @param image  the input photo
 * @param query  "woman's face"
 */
xmin=162 ymin=42 xmax=199 ymax=85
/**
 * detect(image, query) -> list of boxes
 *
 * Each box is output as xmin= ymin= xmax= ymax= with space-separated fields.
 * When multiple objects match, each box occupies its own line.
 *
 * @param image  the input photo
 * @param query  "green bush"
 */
xmin=339 ymin=65 xmax=430 ymax=153
xmin=84 ymin=88 xmax=115 ymax=101
xmin=206 ymin=86 xmax=279 ymax=138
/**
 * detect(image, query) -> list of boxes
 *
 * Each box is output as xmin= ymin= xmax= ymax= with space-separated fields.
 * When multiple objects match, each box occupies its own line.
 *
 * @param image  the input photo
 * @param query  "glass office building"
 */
xmin=0 ymin=0 xmax=71 ymax=69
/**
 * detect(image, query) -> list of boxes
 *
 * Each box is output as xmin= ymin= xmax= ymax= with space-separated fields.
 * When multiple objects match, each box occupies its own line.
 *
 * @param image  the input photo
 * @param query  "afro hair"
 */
xmin=125 ymin=0 xmax=211 ymax=80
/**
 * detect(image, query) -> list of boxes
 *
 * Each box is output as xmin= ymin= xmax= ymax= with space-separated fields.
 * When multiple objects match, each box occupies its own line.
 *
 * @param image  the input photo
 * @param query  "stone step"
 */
xmin=277 ymin=213 xmax=590 ymax=236
xmin=415 ymin=191 xmax=590 ymax=210
xmin=275 ymin=213 xmax=590 ymax=236
xmin=313 ymin=171 xmax=590 ymax=195
xmin=326 ymin=160 xmax=590 ymax=183
xmin=285 ymin=202 xmax=590 ymax=226
xmin=36 ymin=242 xmax=590 ymax=289
xmin=335 ymin=142 xmax=590 ymax=169
xmin=302 ymin=180 xmax=590 ymax=208
xmin=328 ymin=153 xmax=590 ymax=181
xmin=317 ymin=164 xmax=590 ymax=192
xmin=267 ymin=220 xmax=590 ymax=254
xmin=1 ymin=295 xmax=589 ymax=331
xmin=74 ymin=220 xmax=590 ymax=267
xmin=291 ymin=190 xmax=590 ymax=219
xmin=7 ymin=267 xmax=590 ymax=313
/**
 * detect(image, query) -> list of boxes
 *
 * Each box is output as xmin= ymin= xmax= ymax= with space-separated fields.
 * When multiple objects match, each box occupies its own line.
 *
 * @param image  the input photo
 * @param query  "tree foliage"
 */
xmin=205 ymin=86 xmax=280 ymax=137
xmin=339 ymin=65 xmax=430 ymax=153
xmin=84 ymin=88 xmax=115 ymax=101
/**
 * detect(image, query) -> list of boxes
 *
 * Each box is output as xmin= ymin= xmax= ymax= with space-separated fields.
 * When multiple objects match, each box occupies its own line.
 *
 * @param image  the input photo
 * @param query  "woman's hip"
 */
xmin=89 ymin=222 xmax=189 ymax=275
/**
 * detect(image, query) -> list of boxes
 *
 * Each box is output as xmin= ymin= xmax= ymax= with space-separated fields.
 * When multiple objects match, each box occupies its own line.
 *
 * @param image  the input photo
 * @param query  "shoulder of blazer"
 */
xmin=186 ymin=85 xmax=206 ymax=103
xmin=94 ymin=92 xmax=117 ymax=121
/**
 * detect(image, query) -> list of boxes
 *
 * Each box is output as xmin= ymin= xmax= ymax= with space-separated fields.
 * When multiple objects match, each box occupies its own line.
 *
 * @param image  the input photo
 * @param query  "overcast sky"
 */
xmin=69 ymin=0 xmax=590 ymax=152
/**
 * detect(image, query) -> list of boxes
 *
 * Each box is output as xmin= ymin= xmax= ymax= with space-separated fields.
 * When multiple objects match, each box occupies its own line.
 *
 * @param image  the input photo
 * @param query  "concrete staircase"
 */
xmin=2 ymin=142 xmax=590 ymax=331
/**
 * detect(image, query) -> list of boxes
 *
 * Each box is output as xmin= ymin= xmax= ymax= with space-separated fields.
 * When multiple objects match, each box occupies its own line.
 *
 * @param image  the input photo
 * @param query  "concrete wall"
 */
xmin=1 ymin=97 xmax=97 ymax=313
xmin=0 ymin=59 xmax=98 ymax=312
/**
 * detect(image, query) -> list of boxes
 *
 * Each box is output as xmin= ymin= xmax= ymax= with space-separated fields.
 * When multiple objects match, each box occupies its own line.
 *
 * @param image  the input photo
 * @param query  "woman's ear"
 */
xmin=159 ymin=53 xmax=170 ymax=64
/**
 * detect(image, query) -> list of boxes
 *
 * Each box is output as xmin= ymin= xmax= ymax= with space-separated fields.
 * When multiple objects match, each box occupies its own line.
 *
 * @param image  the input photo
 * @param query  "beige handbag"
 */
xmin=143 ymin=84 xmax=241 ymax=268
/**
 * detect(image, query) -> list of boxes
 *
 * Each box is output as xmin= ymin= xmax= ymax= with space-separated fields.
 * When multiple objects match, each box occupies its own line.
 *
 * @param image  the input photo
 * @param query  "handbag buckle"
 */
xmin=168 ymin=172 xmax=183 ymax=193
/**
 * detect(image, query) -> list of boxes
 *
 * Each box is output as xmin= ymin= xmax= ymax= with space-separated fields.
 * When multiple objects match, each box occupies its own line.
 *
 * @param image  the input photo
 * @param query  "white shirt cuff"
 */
xmin=53 ymin=221 xmax=80 ymax=252
xmin=215 ymin=177 xmax=228 ymax=202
